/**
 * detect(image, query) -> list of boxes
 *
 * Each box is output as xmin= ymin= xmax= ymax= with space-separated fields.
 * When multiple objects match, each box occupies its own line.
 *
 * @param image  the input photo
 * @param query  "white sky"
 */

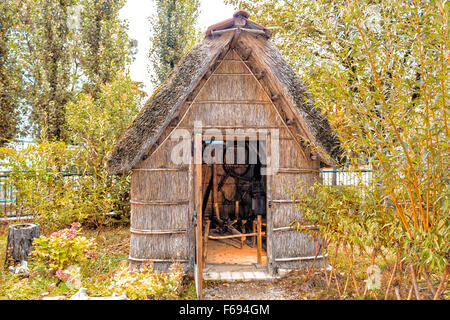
xmin=120 ymin=0 xmax=235 ymax=95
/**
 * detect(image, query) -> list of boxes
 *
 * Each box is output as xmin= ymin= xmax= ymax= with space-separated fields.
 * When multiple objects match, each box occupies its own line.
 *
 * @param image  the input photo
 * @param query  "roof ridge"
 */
xmin=205 ymin=10 xmax=271 ymax=38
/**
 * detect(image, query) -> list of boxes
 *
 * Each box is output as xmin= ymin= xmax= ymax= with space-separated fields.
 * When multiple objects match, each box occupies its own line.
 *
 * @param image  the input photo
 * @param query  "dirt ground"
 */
xmin=203 ymin=271 xmax=330 ymax=300
xmin=206 ymin=238 xmax=267 ymax=265
xmin=204 ymin=280 xmax=297 ymax=300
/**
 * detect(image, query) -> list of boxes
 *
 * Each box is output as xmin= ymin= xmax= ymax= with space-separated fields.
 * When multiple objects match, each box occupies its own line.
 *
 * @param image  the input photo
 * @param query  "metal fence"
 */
xmin=0 ymin=171 xmax=15 ymax=217
xmin=1 ymin=169 xmax=373 ymax=218
xmin=0 ymin=170 xmax=86 ymax=219
xmin=321 ymin=169 xmax=372 ymax=186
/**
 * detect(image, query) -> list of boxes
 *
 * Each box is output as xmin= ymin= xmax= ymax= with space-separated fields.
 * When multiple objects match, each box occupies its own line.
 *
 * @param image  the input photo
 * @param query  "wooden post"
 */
xmin=212 ymin=161 xmax=218 ymax=209
xmin=5 ymin=223 xmax=40 ymax=268
xmin=252 ymin=220 xmax=256 ymax=247
xmin=194 ymin=128 xmax=203 ymax=299
xmin=257 ymin=215 xmax=262 ymax=264
xmin=214 ymin=203 xmax=221 ymax=223
xmin=235 ymin=200 xmax=246 ymax=248
xmin=240 ymin=220 xmax=246 ymax=249
xmin=203 ymin=220 xmax=210 ymax=268
xmin=266 ymin=132 xmax=273 ymax=275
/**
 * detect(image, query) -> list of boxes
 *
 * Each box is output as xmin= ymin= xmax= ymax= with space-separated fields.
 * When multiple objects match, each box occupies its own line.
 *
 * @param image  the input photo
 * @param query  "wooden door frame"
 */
xmin=192 ymin=132 xmax=275 ymax=293
xmin=266 ymin=132 xmax=274 ymax=275
xmin=193 ymin=129 xmax=203 ymax=299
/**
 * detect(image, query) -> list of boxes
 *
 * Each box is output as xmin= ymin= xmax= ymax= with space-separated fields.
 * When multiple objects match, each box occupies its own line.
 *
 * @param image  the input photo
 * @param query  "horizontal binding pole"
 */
xmin=208 ymin=232 xmax=265 ymax=240
xmin=131 ymin=200 xmax=189 ymax=206
xmin=130 ymin=228 xmax=187 ymax=235
xmin=129 ymin=256 xmax=188 ymax=263
xmin=177 ymin=125 xmax=283 ymax=130
xmin=277 ymin=168 xmax=320 ymax=174
xmin=272 ymin=225 xmax=318 ymax=232
xmin=274 ymin=253 xmax=328 ymax=262
xmin=193 ymin=100 xmax=271 ymax=104
xmin=211 ymin=27 xmax=238 ymax=36
xmin=132 ymin=168 xmax=187 ymax=172
xmin=271 ymin=199 xmax=301 ymax=203
xmin=211 ymin=73 xmax=253 ymax=76
xmin=240 ymin=27 xmax=267 ymax=35
xmin=216 ymin=59 xmax=245 ymax=62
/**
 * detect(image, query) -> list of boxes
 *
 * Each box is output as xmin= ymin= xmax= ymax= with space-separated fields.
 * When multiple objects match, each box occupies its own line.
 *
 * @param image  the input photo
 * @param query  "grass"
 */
xmin=0 ymin=223 xmax=192 ymax=300
xmin=0 ymin=223 xmax=130 ymax=300
xmin=1 ymin=222 xmax=445 ymax=300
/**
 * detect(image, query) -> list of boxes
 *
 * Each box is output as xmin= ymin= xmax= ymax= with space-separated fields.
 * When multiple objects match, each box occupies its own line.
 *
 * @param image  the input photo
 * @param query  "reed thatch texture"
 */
xmin=233 ymin=32 xmax=341 ymax=165
xmin=129 ymin=166 xmax=192 ymax=271
xmin=107 ymin=32 xmax=234 ymax=175
xmin=272 ymin=230 xmax=324 ymax=269
xmin=269 ymin=170 xmax=324 ymax=270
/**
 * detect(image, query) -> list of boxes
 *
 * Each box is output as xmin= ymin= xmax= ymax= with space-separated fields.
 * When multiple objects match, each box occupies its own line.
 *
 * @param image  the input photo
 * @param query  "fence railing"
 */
xmin=1 ymin=169 xmax=373 ymax=218
xmin=0 ymin=170 xmax=87 ymax=219
xmin=321 ymin=169 xmax=372 ymax=186
xmin=0 ymin=171 xmax=16 ymax=218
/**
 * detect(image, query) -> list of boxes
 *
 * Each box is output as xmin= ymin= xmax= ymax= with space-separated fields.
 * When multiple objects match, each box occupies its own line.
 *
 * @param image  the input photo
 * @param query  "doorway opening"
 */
xmin=201 ymin=139 xmax=268 ymax=270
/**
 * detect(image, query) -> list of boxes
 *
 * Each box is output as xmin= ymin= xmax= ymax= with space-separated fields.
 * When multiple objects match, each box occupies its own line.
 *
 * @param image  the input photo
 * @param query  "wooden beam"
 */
xmin=132 ymin=168 xmax=187 ymax=172
xmin=212 ymin=160 xmax=218 ymax=216
xmin=177 ymin=125 xmax=284 ymax=130
xmin=229 ymin=28 xmax=241 ymax=49
xmin=129 ymin=257 xmax=189 ymax=263
xmin=274 ymin=254 xmax=328 ymax=262
xmin=130 ymin=200 xmax=189 ymax=206
xmin=272 ymin=225 xmax=318 ymax=232
xmin=130 ymin=228 xmax=187 ymax=235
xmin=192 ymin=100 xmax=270 ymax=104
xmin=207 ymin=232 xmax=264 ymax=240
xmin=241 ymin=27 xmax=267 ymax=36
xmin=276 ymin=168 xmax=320 ymax=173
xmin=203 ymin=220 xmax=210 ymax=268
xmin=194 ymin=129 xmax=203 ymax=299
xmin=210 ymin=28 xmax=238 ymax=36
xmin=257 ymin=215 xmax=262 ymax=264
xmin=211 ymin=73 xmax=253 ymax=76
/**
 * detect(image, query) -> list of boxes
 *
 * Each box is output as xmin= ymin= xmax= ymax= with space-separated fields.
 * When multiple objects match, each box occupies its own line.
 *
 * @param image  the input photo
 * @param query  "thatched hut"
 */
xmin=107 ymin=11 xmax=340 ymax=280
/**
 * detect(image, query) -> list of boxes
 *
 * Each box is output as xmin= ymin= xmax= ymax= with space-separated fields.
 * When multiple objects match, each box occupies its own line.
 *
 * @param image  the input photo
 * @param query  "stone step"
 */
xmin=203 ymin=270 xmax=277 ymax=281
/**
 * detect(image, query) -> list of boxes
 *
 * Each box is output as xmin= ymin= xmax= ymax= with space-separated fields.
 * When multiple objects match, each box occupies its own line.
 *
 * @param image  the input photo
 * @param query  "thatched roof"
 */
xmin=107 ymin=11 xmax=340 ymax=175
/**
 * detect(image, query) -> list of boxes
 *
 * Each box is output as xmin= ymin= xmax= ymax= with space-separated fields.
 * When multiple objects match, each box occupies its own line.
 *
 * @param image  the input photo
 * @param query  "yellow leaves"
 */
xmin=33 ymin=223 xmax=97 ymax=273
xmin=102 ymin=263 xmax=184 ymax=300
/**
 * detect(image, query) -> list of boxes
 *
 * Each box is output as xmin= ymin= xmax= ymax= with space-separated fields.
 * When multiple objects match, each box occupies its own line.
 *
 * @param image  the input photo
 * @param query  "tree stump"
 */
xmin=4 ymin=223 xmax=40 ymax=268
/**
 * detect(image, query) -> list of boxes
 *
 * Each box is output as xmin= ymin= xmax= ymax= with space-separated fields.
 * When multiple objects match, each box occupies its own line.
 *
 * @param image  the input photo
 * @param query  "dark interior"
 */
xmin=201 ymin=139 xmax=267 ymax=265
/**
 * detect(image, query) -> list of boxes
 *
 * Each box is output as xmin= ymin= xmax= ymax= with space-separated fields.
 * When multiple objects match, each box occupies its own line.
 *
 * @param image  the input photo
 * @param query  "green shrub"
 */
xmin=87 ymin=262 xmax=185 ymax=300
xmin=32 ymin=222 xmax=97 ymax=274
xmin=0 ymin=74 xmax=145 ymax=230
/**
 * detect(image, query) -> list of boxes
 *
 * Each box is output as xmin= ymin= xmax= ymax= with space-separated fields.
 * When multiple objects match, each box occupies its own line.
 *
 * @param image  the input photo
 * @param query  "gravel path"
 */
xmin=204 ymin=280 xmax=297 ymax=300
xmin=203 ymin=270 xmax=330 ymax=300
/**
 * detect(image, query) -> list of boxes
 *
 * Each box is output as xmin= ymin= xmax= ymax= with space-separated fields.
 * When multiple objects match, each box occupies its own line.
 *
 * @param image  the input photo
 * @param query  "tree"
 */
xmin=64 ymin=73 xmax=146 ymax=228
xmin=148 ymin=0 xmax=201 ymax=87
xmin=1 ymin=74 xmax=145 ymax=230
xmin=229 ymin=0 xmax=449 ymax=297
xmin=0 ymin=0 xmax=25 ymax=146
xmin=77 ymin=0 xmax=135 ymax=97
xmin=18 ymin=0 xmax=76 ymax=141
xmin=16 ymin=0 xmax=135 ymax=141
